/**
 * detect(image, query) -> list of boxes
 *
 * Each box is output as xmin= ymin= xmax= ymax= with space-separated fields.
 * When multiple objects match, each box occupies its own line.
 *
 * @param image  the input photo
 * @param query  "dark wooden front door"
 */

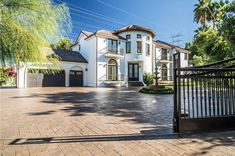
xmin=128 ymin=63 xmax=139 ymax=81
xmin=69 ymin=70 xmax=83 ymax=87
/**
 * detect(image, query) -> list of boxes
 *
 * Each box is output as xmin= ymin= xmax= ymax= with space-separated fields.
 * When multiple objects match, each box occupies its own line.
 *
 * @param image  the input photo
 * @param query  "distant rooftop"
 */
xmin=155 ymin=40 xmax=190 ymax=53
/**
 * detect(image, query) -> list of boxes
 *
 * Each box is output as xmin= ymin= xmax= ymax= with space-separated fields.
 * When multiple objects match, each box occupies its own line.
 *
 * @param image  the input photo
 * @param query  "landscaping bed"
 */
xmin=139 ymin=86 xmax=174 ymax=94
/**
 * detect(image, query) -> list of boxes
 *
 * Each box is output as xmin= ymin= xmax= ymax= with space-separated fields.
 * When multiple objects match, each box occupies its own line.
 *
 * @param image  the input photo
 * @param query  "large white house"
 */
xmin=17 ymin=25 xmax=190 ymax=88
xmin=72 ymin=25 xmax=189 ymax=87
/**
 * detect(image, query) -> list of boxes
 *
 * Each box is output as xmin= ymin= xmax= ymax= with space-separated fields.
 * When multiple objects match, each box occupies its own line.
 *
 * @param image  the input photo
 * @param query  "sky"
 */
xmin=55 ymin=0 xmax=200 ymax=47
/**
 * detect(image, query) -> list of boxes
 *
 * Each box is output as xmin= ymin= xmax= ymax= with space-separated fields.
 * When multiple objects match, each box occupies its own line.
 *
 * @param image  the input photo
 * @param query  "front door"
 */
xmin=161 ymin=64 xmax=168 ymax=81
xmin=128 ymin=63 xmax=139 ymax=81
xmin=108 ymin=59 xmax=117 ymax=81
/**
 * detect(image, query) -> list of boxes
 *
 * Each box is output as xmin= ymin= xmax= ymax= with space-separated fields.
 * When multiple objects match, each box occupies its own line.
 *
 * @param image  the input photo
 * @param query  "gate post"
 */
xmin=173 ymin=53 xmax=181 ymax=133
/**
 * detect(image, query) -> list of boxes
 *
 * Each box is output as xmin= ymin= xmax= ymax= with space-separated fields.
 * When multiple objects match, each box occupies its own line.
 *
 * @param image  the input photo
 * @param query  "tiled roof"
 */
xmin=53 ymin=49 xmax=88 ymax=63
xmin=113 ymin=25 xmax=156 ymax=37
xmin=154 ymin=40 xmax=191 ymax=53
xmin=86 ymin=30 xmax=126 ymax=40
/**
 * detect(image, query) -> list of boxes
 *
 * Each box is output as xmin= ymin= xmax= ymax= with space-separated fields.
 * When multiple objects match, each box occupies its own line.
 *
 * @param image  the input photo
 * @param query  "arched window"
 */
xmin=108 ymin=59 xmax=117 ymax=81
xmin=161 ymin=64 xmax=168 ymax=81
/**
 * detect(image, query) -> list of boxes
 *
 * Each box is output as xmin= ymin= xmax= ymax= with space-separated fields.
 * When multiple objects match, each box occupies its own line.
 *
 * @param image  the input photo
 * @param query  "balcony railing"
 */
xmin=104 ymin=47 xmax=124 ymax=58
xmin=159 ymin=55 xmax=173 ymax=62
xmin=107 ymin=47 xmax=118 ymax=54
xmin=161 ymin=55 xmax=168 ymax=60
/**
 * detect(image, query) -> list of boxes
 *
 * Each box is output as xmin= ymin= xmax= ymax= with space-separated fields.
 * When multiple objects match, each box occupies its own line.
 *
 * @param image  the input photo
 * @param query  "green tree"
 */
xmin=51 ymin=38 xmax=72 ymax=50
xmin=0 ymin=0 xmax=71 ymax=66
xmin=194 ymin=0 xmax=212 ymax=27
xmin=188 ymin=0 xmax=234 ymax=65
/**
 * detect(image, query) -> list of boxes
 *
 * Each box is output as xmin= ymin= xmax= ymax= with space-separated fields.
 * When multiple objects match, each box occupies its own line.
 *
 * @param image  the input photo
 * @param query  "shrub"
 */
xmin=139 ymin=86 xmax=174 ymax=94
xmin=143 ymin=72 xmax=154 ymax=86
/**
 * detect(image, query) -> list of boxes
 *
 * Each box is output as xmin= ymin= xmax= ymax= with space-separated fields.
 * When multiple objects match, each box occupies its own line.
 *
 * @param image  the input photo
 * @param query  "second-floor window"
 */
xmin=137 ymin=34 xmax=141 ymax=39
xmin=137 ymin=41 xmax=142 ymax=53
xmin=146 ymin=43 xmax=150 ymax=56
xmin=126 ymin=34 xmax=131 ymax=39
xmin=184 ymin=53 xmax=188 ymax=60
xmin=108 ymin=39 xmax=118 ymax=53
xmin=126 ymin=41 xmax=131 ymax=53
xmin=162 ymin=49 xmax=168 ymax=60
xmin=146 ymin=36 xmax=150 ymax=41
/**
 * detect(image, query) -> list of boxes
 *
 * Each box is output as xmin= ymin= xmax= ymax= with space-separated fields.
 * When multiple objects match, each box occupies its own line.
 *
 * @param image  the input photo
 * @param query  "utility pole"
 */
xmin=170 ymin=33 xmax=183 ymax=47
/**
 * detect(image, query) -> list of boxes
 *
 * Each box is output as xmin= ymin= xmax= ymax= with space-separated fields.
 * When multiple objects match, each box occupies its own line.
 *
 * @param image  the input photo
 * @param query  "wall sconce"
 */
xmin=85 ymin=68 xmax=88 ymax=71
xmin=139 ymin=65 xmax=141 ymax=68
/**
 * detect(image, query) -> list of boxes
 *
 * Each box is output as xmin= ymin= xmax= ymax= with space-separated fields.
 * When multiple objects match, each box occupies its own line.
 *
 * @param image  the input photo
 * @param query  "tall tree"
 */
xmin=51 ymin=38 xmax=72 ymax=50
xmin=194 ymin=0 xmax=212 ymax=27
xmin=0 ymin=0 xmax=71 ymax=66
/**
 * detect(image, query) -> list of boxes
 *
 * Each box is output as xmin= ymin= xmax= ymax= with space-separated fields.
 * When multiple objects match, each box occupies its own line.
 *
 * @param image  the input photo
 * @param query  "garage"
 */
xmin=69 ymin=70 xmax=83 ymax=87
xmin=17 ymin=49 xmax=88 ymax=88
xmin=27 ymin=69 xmax=65 ymax=87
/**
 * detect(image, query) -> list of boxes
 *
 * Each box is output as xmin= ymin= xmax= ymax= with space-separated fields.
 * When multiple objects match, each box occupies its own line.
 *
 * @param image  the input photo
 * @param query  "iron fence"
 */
xmin=173 ymin=53 xmax=235 ymax=134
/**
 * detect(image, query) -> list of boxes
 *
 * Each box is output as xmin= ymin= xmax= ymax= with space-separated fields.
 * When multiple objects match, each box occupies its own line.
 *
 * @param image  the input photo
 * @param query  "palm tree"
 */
xmin=194 ymin=0 xmax=212 ymax=27
xmin=210 ymin=1 xmax=229 ymax=28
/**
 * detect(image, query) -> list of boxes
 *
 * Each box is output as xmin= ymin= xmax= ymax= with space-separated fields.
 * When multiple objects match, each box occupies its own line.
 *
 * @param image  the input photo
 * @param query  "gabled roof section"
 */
xmin=113 ymin=25 xmax=156 ymax=37
xmin=85 ymin=30 xmax=127 ymax=41
xmin=154 ymin=40 xmax=191 ymax=53
xmin=53 ymin=49 xmax=88 ymax=63
xmin=71 ymin=30 xmax=94 ymax=48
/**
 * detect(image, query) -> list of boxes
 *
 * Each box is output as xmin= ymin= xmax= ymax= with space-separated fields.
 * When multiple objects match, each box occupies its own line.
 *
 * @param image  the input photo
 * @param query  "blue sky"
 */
xmin=55 ymin=0 xmax=200 ymax=47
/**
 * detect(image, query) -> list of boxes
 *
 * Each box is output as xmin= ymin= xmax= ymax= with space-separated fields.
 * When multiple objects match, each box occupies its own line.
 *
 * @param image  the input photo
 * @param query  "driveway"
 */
xmin=1 ymin=87 xmax=173 ymax=139
xmin=1 ymin=87 xmax=234 ymax=156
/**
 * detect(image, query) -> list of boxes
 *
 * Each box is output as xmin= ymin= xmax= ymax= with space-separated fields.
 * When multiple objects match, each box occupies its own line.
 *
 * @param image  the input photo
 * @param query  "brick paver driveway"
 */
xmin=1 ymin=87 xmax=235 ymax=155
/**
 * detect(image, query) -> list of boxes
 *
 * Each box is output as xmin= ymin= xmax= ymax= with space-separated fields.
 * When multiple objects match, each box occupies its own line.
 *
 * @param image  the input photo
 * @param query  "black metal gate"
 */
xmin=173 ymin=53 xmax=235 ymax=135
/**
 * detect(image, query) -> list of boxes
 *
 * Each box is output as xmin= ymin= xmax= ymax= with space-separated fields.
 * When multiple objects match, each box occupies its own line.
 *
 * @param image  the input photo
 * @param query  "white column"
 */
xmin=65 ymin=70 xmax=69 ymax=87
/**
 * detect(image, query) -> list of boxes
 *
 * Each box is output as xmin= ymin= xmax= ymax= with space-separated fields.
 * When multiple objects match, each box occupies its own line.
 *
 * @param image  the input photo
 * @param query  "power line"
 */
xmin=96 ymin=0 xmax=159 ymax=26
xmin=170 ymin=33 xmax=183 ymax=47
xmin=55 ymin=0 xmax=126 ymax=26
xmin=70 ymin=13 xmax=118 ymax=27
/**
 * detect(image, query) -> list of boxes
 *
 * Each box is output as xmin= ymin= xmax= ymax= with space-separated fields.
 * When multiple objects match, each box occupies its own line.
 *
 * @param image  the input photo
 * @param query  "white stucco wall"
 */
xmin=116 ymin=31 xmax=153 ymax=83
xmin=74 ymin=34 xmax=97 ymax=87
xmin=96 ymin=36 xmax=125 ymax=86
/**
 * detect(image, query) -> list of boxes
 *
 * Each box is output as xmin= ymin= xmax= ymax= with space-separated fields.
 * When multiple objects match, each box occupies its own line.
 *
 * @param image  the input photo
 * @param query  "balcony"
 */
xmin=159 ymin=55 xmax=173 ymax=63
xmin=104 ymin=47 xmax=124 ymax=59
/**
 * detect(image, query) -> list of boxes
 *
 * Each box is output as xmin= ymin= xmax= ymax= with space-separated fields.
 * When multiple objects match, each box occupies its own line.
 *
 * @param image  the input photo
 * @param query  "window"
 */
xmin=161 ymin=49 xmax=167 ymax=60
xmin=78 ymin=44 xmax=81 ymax=51
xmin=184 ymin=53 xmax=188 ymax=60
xmin=126 ymin=41 xmax=131 ymax=53
xmin=108 ymin=39 xmax=118 ymax=53
xmin=137 ymin=41 xmax=142 ymax=53
xmin=126 ymin=34 xmax=131 ymax=39
xmin=146 ymin=43 xmax=150 ymax=56
xmin=137 ymin=34 xmax=141 ymax=39
xmin=146 ymin=36 xmax=150 ymax=41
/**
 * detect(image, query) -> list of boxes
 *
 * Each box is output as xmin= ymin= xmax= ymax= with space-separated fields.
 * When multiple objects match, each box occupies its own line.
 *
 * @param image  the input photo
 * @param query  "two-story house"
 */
xmin=17 ymin=25 xmax=190 ymax=88
xmin=72 ymin=25 xmax=190 ymax=87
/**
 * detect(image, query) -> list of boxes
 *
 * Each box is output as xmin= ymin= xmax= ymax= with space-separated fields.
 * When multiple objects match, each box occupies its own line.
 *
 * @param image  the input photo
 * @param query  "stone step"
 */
xmin=128 ymin=81 xmax=144 ymax=86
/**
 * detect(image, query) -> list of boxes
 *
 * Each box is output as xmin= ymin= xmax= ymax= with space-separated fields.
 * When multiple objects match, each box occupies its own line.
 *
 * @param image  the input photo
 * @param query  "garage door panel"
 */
xmin=70 ymin=70 xmax=83 ymax=87
xmin=27 ymin=73 xmax=43 ymax=87
xmin=42 ymin=72 xmax=65 ymax=87
xmin=27 ymin=69 xmax=65 ymax=87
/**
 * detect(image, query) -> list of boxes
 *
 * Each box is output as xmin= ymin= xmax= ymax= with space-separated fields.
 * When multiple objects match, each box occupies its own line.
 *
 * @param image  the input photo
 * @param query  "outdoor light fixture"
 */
xmin=85 ymin=68 xmax=88 ymax=71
